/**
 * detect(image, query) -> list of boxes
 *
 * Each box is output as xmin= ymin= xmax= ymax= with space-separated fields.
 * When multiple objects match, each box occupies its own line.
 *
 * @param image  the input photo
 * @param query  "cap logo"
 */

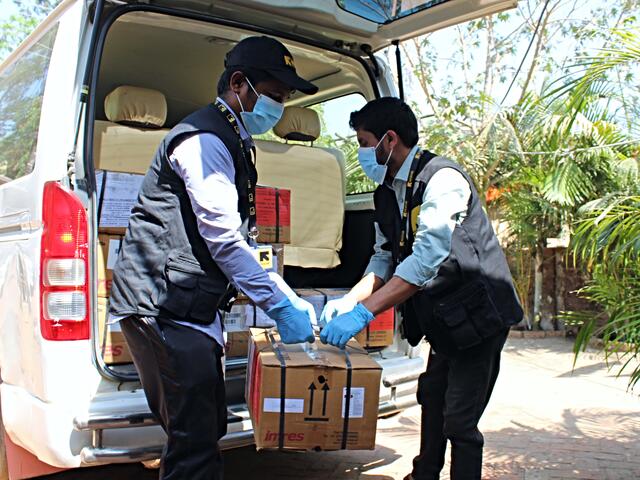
xmin=284 ymin=55 xmax=295 ymax=68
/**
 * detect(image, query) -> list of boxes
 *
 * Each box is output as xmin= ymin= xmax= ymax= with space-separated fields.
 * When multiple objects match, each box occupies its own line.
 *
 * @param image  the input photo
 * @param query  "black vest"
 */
xmin=109 ymin=104 xmax=256 ymax=323
xmin=374 ymin=151 xmax=523 ymax=355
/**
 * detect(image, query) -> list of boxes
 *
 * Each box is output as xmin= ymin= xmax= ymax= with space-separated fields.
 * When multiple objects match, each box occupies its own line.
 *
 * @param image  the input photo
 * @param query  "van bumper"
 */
xmin=2 ymin=352 xmax=424 ymax=468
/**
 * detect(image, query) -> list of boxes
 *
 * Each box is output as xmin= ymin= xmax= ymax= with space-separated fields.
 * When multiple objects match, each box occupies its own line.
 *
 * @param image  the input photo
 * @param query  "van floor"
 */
xmin=38 ymin=336 xmax=640 ymax=479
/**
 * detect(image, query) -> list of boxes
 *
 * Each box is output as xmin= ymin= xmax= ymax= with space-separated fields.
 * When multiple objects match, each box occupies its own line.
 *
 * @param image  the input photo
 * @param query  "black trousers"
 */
xmin=411 ymin=329 xmax=509 ymax=480
xmin=120 ymin=316 xmax=227 ymax=480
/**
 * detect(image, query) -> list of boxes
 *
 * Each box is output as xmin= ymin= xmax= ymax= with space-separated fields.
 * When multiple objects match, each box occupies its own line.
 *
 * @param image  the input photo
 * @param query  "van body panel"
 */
xmin=121 ymin=0 xmax=517 ymax=50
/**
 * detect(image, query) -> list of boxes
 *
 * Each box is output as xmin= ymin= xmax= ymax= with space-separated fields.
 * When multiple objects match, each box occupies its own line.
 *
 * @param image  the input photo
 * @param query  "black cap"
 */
xmin=224 ymin=36 xmax=318 ymax=95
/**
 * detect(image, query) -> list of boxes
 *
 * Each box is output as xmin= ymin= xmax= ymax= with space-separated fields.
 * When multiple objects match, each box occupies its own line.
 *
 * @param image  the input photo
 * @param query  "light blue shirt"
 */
xmin=364 ymin=146 xmax=471 ymax=287
xmin=167 ymin=98 xmax=286 ymax=344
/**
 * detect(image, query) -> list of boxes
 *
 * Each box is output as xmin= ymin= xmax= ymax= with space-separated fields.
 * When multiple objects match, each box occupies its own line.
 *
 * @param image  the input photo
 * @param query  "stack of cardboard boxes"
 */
xmin=96 ymin=170 xmax=144 ymax=364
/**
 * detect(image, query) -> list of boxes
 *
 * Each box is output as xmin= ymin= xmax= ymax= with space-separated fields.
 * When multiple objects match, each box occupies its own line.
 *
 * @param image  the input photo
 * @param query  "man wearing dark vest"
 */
xmin=109 ymin=36 xmax=318 ymax=480
xmin=319 ymin=97 xmax=523 ymax=480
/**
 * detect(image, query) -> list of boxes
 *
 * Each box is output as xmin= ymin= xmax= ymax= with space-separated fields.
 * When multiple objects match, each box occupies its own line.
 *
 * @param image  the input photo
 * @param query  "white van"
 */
xmin=0 ymin=1 xmax=516 ymax=477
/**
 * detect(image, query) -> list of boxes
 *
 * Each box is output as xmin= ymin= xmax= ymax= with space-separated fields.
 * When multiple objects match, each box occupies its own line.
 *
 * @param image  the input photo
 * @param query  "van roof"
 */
xmin=120 ymin=0 xmax=518 ymax=52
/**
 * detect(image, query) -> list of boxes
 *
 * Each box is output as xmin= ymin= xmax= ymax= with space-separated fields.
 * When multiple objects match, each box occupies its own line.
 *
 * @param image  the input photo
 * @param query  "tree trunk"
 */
xmin=554 ymin=248 xmax=566 ymax=330
xmin=533 ymin=243 xmax=544 ymax=329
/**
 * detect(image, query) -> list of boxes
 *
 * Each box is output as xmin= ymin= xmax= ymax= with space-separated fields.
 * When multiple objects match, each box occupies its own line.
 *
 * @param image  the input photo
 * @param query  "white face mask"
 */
xmin=357 ymin=133 xmax=393 ymax=184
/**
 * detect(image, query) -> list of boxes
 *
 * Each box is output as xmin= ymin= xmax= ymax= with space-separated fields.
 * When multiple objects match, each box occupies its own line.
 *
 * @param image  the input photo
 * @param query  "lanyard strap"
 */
xmin=214 ymin=101 xmax=258 ymax=239
xmin=399 ymin=149 xmax=423 ymax=250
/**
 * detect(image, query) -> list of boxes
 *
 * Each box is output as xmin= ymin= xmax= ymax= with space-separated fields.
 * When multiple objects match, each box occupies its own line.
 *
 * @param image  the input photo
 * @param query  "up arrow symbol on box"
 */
xmin=321 ymin=383 xmax=330 ymax=416
xmin=307 ymin=383 xmax=317 ymax=415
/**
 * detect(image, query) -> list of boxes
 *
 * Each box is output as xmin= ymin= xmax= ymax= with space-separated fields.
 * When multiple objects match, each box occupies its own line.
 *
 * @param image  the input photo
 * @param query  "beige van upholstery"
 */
xmin=256 ymin=107 xmax=345 ymax=269
xmin=94 ymin=86 xmax=169 ymax=174
xmin=105 ymin=85 xmax=168 ymax=127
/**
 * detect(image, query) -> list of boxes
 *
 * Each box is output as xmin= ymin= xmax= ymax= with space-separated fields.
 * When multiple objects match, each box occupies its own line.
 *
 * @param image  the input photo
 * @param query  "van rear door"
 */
xmin=123 ymin=0 xmax=517 ymax=51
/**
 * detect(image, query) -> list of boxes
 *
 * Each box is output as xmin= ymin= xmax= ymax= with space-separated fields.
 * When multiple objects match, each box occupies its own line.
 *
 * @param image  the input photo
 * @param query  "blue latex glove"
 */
xmin=266 ymin=296 xmax=315 ymax=344
xmin=319 ymin=303 xmax=374 ymax=348
xmin=319 ymin=296 xmax=356 ymax=328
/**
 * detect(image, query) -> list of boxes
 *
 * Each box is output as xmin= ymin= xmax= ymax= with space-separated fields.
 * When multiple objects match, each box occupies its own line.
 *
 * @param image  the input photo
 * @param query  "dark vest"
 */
xmin=374 ymin=151 xmax=523 ymax=355
xmin=109 ymin=104 xmax=256 ymax=323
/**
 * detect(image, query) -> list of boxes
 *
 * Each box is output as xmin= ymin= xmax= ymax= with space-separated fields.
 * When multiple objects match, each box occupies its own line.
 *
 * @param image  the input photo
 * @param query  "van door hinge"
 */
xmin=360 ymin=44 xmax=380 ymax=78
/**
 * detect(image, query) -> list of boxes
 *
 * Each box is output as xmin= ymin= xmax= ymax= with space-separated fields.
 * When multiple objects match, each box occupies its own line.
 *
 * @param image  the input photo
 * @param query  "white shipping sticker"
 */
xmin=223 ymin=309 xmax=246 ymax=333
xmin=106 ymin=239 xmax=121 ymax=270
xmin=97 ymin=171 xmax=144 ymax=228
xmin=263 ymin=398 xmax=304 ymax=414
xmin=342 ymin=387 xmax=365 ymax=418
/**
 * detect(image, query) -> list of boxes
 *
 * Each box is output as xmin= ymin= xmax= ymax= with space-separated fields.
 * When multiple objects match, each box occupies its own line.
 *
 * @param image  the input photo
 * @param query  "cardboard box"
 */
xmin=256 ymin=186 xmax=291 ymax=244
xmin=97 ymin=298 xmax=133 ymax=364
xmin=96 ymin=170 xmax=144 ymax=235
xmin=225 ymin=331 xmax=251 ymax=358
xmin=97 ymin=233 xmax=123 ymax=298
xmin=247 ymin=329 xmax=382 ymax=451
xmin=354 ymin=308 xmax=395 ymax=348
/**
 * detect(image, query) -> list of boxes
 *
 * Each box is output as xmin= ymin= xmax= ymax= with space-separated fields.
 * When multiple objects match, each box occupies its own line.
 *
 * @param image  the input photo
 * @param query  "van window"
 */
xmin=338 ymin=0 xmax=447 ymax=23
xmin=0 ymin=25 xmax=59 ymax=183
xmin=312 ymin=94 xmax=375 ymax=195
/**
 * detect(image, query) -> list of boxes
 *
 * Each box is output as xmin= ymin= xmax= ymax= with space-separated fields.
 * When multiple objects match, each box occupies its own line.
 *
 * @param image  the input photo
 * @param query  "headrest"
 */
xmin=273 ymin=107 xmax=320 ymax=142
xmin=104 ymin=86 xmax=167 ymax=128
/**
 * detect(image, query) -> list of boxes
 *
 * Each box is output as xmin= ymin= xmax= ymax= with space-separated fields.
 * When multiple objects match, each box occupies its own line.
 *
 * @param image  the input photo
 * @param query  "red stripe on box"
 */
xmin=256 ymin=187 xmax=291 ymax=226
xmin=369 ymin=308 xmax=394 ymax=332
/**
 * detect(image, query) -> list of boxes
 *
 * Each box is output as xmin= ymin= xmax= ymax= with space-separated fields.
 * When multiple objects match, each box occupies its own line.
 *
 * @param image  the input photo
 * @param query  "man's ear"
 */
xmin=229 ymin=71 xmax=246 ymax=95
xmin=386 ymin=130 xmax=400 ymax=150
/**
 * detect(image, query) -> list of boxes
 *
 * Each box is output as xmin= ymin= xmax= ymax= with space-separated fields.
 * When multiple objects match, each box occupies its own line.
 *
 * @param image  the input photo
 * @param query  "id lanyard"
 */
xmin=214 ymin=100 xmax=259 ymax=242
xmin=399 ymin=149 xmax=423 ymax=252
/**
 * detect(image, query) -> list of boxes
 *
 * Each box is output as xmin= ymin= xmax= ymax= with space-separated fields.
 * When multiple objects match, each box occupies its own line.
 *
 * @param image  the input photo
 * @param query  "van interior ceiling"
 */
xmin=95 ymin=11 xmax=376 ymax=126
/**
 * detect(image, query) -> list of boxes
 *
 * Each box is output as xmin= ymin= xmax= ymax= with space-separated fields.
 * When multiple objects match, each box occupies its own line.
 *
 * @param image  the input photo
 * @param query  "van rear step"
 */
xmin=75 ymin=406 xmax=252 ymax=465
xmin=79 ymin=430 xmax=256 ymax=465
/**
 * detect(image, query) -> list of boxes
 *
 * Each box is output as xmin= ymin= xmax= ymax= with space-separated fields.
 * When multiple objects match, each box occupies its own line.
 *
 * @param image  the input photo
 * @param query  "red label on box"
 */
xmin=256 ymin=187 xmax=291 ymax=226
xmin=369 ymin=308 xmax=394 ymax=332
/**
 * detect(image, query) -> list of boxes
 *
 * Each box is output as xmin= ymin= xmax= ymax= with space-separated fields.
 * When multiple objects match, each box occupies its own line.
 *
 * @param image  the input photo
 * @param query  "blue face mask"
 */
xmin=357 ymin=133 xmax=393 ymax=184
xmin=236 ymin=78 xmax=285 ymax=135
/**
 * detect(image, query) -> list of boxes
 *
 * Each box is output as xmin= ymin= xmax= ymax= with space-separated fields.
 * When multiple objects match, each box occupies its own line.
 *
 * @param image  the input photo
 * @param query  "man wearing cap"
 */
xmin=109 ymin=36 xmax=318 ymax=479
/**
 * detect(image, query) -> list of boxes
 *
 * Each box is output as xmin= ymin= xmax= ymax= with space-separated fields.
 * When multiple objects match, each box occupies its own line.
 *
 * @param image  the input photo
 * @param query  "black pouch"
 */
xmin=434 ymin=280 xmax=504 ymax=350
xmin=158 ymin=253 xmax=224 ymax=324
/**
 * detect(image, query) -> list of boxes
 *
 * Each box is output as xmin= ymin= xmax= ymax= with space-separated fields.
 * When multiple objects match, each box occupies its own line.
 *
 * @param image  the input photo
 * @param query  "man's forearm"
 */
xmin=345 ymin=272 xmax=386 ymax=303
xmin=361 ymin=275 xmax=419 ymax=316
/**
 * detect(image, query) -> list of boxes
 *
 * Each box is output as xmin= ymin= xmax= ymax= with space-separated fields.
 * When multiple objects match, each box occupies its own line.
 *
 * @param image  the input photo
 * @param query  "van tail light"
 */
xmin=40 ymin=181 xmax=90 ymax=340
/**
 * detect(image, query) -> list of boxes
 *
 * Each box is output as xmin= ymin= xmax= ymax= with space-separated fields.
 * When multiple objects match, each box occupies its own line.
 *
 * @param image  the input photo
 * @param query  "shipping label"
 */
xmin=263 ymin=398 xmax=305 ymax=414
xmin=342 ymin=387 xmax=365 ymax=418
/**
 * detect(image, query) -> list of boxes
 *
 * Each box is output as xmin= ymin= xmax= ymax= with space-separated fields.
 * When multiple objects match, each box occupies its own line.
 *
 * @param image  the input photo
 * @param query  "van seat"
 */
xmin=255 ymin=107 xmax=345 ymax=269
xmin=93 ymin=85 xmax=169 ymax=174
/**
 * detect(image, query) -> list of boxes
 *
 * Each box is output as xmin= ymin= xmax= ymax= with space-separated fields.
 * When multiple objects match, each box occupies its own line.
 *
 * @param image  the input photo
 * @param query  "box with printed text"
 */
xmin=97 ymin=298 xmax=132 ymax=364
xmin=246 ymin=329 xmax=381 ymax=451
xmin=97 ymin=233 xmax=123 ymax=298
xmin=255 ymin=186 xmax=291 ymax=244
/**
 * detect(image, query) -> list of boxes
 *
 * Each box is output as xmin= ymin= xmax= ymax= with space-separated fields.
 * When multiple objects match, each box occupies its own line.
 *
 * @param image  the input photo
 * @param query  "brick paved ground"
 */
xmin=223 ymin=336 xmax=640 ymax=480
xmin=42 ymin=336 xmax=640 ymax=479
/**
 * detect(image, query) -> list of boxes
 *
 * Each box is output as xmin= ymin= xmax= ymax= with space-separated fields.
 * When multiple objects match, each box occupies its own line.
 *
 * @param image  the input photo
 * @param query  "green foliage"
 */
xmin=566 ymin=196 xmax=640 ymax=388
xmin=556 ymin=27 xmax=640 ymax=388
xmin=0 ymin=1 xmax=61 ymax=62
